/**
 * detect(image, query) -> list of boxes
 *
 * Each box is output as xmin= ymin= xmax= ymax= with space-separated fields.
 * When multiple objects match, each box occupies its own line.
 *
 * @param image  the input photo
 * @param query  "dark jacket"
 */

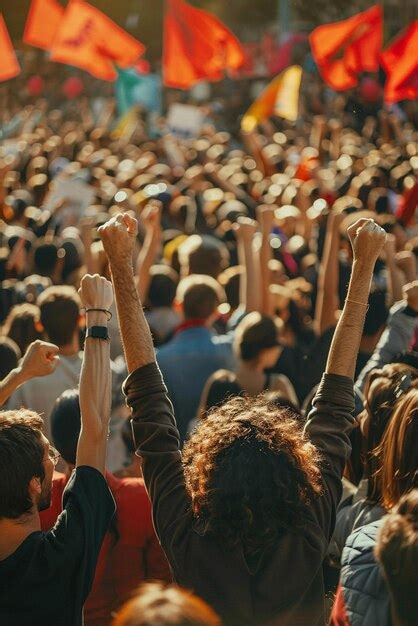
xmin=125 ymin=363 xmax=355 ymax=626
xmin=330 ymin=520 xmax=390 ymax=626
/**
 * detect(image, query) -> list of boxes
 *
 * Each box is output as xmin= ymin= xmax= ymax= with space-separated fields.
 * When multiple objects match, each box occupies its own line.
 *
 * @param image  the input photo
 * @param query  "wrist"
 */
xmin=86 ymin=311 xmax=109 ymax=326
xmin=13 ymin=366 xmax=29 ymax=385
xmin=352 ymin=258 xmax=375 ymax=273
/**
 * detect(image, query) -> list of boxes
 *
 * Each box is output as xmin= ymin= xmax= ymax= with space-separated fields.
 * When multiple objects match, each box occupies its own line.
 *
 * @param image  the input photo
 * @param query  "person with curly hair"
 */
xmin=99 ymin=212 xmax=386 ymax=626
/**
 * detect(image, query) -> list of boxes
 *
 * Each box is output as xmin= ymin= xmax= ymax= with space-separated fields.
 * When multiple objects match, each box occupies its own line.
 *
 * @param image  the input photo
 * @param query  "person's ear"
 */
xmin=173 ymin=299 xmax=183 ymax=315
xmin=35 ymin=320 xmax=44 ymax=334
xmin=78 ymin=313 xmax=86 ymax=329
xmin=28 ymin=476 xmax=42 ymax=502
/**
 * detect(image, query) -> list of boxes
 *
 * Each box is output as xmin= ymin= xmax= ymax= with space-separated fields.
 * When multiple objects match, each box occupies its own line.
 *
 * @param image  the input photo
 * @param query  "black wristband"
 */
xmin=85 ymin=326 xmax=110 ymax=341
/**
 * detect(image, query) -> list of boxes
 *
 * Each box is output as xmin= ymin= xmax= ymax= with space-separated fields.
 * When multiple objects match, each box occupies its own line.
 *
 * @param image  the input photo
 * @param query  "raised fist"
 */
xmin=98 ymin=212 xmax=138 ymax=265
xmin=347 ymin=219 xmax=387 ymax=265
xmin=20 ymin=340 xmax=60 ymax=381
xmin=79 ymin=273 xmax=113 ymax=311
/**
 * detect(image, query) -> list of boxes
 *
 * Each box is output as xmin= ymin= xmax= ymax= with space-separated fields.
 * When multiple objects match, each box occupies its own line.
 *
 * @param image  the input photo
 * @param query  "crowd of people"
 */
xmin=0 ymin=72 xmax=418 ymax=626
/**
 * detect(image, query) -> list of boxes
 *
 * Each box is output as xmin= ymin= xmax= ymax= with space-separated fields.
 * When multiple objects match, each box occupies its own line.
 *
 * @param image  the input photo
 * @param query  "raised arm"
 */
xmin=233 ymin=217 xmax=260 ymax=313
xmin=99 ymin=213 xmax=154 ymax=373
xmin=257 ymin=206 xmax=275 ymax=316
xmin=0 ymin=340 xmax=59 ymax=407
xmin=135 ymin=202 xmax=162 ymax=303
xmin=325 ymin=219 xmax=387 ymax=378
xmin=76 ymin=274 xmax=113 ymax=474
xmin=99 ymin=214 xmax=189 ymax=551
xmin=314 ymin=211 xmax=343 ymax=336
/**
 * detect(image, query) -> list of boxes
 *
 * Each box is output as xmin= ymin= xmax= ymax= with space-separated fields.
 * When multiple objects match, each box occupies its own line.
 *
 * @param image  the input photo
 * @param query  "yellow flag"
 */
xmin=242 ymin=65 xmax=302 ymax=131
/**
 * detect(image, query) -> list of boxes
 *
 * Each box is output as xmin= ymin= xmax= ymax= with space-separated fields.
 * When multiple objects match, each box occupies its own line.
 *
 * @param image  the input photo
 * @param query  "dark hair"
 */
xmin=218 ymin=266 xmax=242 ymax=311
xmin=0 ymin=410 xmax=45 ymax=519
xmin=0 ymin=337 xmax=20 ymax=380
xmin=4 ymin=303 xmax=41 ymax=355
xmin=50 ymin=389 xmax=80 ymax=465
xmin=38 ymin=286 xmax=80 ymax=346
xmin=183 ymin=396 xmax=322 ymax=556
xmin=148 ymin=266 xmax=178 ymax=308
xmin=112 ymin=582 xmax=221 ymax=626
xmin=235 ymin=313 xmax=280 ymax=362
xmin=33 ymin=240 xmax=60 ymax=277
xmin=180 ymin=235 xmax=228 ymax=279
xmin=177 ymin=276 xmax=224 ymax=321
xmin=375 ymin=490 xmax=418 ymax=626
xmin=198 ymin=370 xmax=243 ymax=419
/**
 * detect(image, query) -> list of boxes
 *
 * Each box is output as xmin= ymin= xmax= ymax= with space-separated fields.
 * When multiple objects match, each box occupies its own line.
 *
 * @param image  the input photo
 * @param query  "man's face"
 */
xmin=38 ymin=435 xmax=57 ymax=511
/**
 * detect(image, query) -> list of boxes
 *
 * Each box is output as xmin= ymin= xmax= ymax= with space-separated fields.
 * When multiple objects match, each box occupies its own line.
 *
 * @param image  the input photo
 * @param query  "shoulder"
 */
xmin=342 ymin=519 xmax=384 ymax=566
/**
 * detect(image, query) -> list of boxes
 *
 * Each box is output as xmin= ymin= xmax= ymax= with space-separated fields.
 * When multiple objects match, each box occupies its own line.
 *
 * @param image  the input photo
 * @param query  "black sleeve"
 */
xmin=48 ymin=466 xmax=115 ymax=603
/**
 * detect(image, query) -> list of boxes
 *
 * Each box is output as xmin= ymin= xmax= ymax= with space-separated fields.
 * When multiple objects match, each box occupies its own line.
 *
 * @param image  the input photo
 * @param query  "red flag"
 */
xmin=50 ymin=0 xmax=145 ymax=81
xmin=163 ymin=0 xmax=245 ymax=89
xmin=23 ymin=0 xmax=64 ymax=50
xmin=0 ymin=14 xmax=20 ymax=82
xmin=381 ymin=21 xmax=418 ymax=104
xmin=309 ymin=5 xmax=382 ymax=90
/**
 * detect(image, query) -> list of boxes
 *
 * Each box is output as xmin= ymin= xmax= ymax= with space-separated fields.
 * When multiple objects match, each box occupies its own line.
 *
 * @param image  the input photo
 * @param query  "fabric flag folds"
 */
xmin=163 ymin=0 xmax=245 ymax=89
xmin=381 ymin=21 xmax=418 ymax=104
xmin=50 ymin=0 xmax=145 ymax=81
xmin=241 ymin=65 xmax=302 ymax=131
xmin=23 ymin=0 xmax=64 ymax=50
xmin=309 ymin=5 xmax=382 ymax=90
xmin=0 ymin=14 xmax=20 ymax=82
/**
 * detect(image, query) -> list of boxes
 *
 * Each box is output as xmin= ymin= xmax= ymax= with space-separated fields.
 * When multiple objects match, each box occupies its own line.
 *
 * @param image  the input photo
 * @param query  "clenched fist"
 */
xmin=347 ymin=219 xmax=387 ymax=266
xmin=98 ymin=213 xmax=138 ymax=266
xmin=20 ymin=340 xmax=60 ymax=381
xmin=79 ymin=274 xmax=113 ymax=311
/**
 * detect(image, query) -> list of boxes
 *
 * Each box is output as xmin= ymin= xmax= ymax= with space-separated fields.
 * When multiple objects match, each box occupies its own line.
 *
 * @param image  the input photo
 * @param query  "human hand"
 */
xmin=395 ymin=250 xmax=416 ymax=282
xmin=79 ymin=273 xmax=113 ymax=311
xmin=98 ymin=212 xmax=138 ymax=266
xmin=142 ymin=201 xmax=162 ymax=234
xmin=347 ymin=219 xmax=387 ymax=265
xmin=384 ymin=234 xmax=396 ymax=261
xmin=19 ymin=340 xmax=60 ymax=381
xmin=403 ymin=280 xmax=418 ymax=312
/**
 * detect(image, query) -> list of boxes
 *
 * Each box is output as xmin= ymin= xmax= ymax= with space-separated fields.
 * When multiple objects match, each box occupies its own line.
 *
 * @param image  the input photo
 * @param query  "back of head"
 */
xmin=234 ymin=312 xmax=280 ymax=362
xmin=179 ymin=235 xmax=228 ymax=279
xmin=112 ymin=582 xmax=221 ymax=626
xmin=0 ymin=410 xmax=45 ymax=519
xmin=33 ymin=240 xmax=61 ymax=278
xmin=37 ymin=286 xmax=81 ymax=347
xmin=50 ymin=389 xmax=80 ymax=465
xmin=375 ymin=490 xmax=418 ymax=626
xmin=363 ymin=364 xmax=418 ymax=502
xmin=183 ymin=396 xmax=322 ymax=556
xmin=176 ymin=275 xmax=224 ymax=322
xmin=375 ymin=380 xmax=418 ymax=509
xmin=0 ymin=337 xmax=21 ymax=380
xmin=148 ymin=266 xmax=179 ymax=309
xmin=4 ymin=303 xmax=41 ymax=355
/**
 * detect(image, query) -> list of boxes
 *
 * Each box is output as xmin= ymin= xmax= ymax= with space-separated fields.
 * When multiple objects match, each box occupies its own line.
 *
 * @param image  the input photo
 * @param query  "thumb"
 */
xmin=123 ymin=213 xmax=138 ymax=236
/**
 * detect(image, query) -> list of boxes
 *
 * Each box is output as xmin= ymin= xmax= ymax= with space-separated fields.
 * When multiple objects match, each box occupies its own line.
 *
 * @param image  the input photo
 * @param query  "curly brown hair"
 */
xmin=183 ymin=396 xmax=322 ymax=556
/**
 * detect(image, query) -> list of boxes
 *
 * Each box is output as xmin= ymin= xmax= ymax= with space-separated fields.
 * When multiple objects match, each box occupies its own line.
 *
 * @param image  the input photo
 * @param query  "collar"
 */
xmin=175 ymin=319 xmax=207 ymax=335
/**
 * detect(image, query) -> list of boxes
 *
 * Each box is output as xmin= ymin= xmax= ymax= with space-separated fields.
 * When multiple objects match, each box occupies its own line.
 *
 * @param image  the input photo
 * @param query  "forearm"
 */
xmin=238 ymin=237 xmax=260 ymax=312
xmin=326 ymin=260 xmax=373 ymax=378
xmin=77 ymin=311 xmax=111 ymax=473
xmin=135 ymin=232 xmax=159 ymax=302
xmin=315 ymin=220 xmax=339 ymax=335
xmin=260 ymin=230 xmax=273 ymax=315
xmin=110 ymin=260 xmax=155 ymax=373
xmin=0 ymin=367 xmax=27 ymax=406
xmin=386 ymin=258 xmax=403 ymax=305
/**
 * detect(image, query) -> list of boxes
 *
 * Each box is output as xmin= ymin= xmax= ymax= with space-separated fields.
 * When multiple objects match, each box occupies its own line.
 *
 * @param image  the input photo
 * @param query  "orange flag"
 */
xmin=0 ymin=14 xmax=20 ymax=82
xmin=163 ymin=0 xmax=245 ymax=89
xmin=50 ymin=0 xmax=145 ymax=81
xmin=381 ymin=21 xmax=418 ymax=104
xmin=309 ymin=5 xmax=382 ymax=90
xmin=23 ymin=0 xmax=64 ymax=50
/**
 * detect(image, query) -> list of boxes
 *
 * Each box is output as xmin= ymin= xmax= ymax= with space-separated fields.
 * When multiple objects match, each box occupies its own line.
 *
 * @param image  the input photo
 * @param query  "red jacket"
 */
xmin=40 ymin=471 xmax=170 ymax=626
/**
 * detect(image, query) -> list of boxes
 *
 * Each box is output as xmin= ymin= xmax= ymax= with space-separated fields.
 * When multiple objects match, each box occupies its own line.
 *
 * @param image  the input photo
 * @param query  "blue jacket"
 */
xmin=339 ymin=520 xmax=390 ymax=626
xmin=156 ymin=326 xmax=234 ymax=440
